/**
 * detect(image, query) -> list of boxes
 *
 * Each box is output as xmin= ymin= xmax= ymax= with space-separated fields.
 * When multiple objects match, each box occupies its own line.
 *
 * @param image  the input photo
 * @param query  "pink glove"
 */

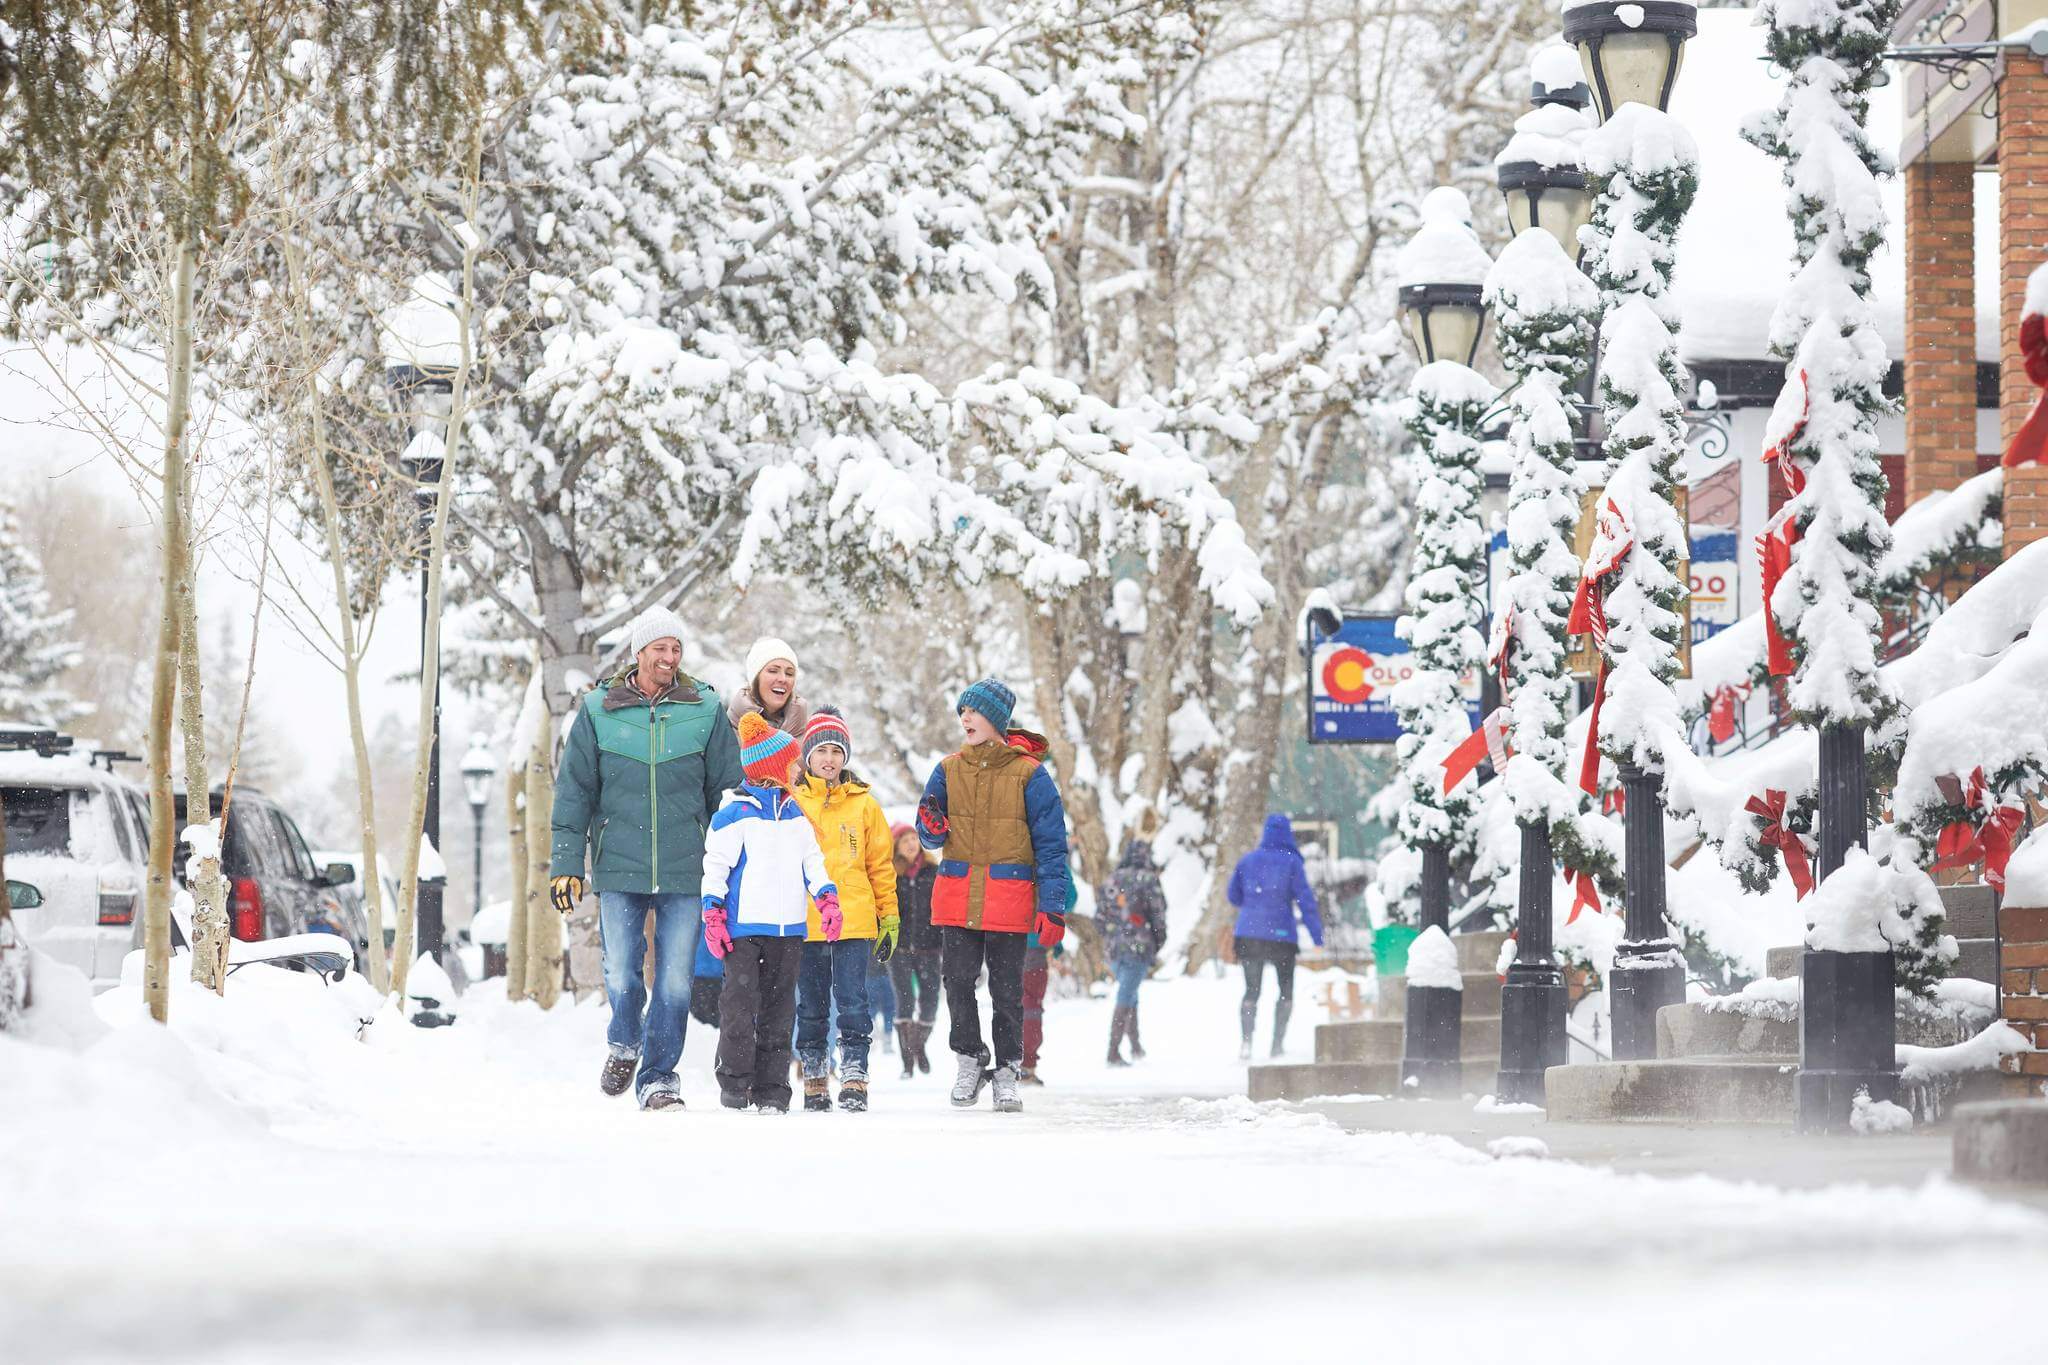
xmin=816 ymin=890 xmax=842 ymax=943
xmin=701 ymin=902 xmax=733 ymax=960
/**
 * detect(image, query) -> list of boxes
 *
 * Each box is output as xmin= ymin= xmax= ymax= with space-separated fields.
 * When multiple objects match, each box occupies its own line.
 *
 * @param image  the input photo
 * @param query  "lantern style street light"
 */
xmin=1561 ymin=0 xmax=1697 ymax=122
xmin=1495 ymin=49 xmax=1596 ymax=263
xmin=1396 ymin=188 xmax=1491 ymax=368
xmin=460 ymin=740 xmax=498 ymax=921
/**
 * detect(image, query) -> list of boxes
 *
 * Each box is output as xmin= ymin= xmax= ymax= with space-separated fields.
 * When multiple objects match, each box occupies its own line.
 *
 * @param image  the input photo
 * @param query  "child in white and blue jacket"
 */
xmin=701 ymin=711 xmax=839 ymax=1112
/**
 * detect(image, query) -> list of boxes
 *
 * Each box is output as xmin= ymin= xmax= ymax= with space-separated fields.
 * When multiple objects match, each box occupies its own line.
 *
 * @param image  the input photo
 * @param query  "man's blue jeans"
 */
xmin=1112 ymin=955 xmax=1147 ymax=1009
xmin=797 ymin=939 xmax=872 ymax=1078
xmin=598 ymin=891 xmax=699 ymax=1102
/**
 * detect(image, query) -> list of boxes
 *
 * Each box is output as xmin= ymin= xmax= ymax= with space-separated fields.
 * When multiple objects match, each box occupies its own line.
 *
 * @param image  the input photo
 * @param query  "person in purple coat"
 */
xmin=1226 ymin=813 xmax=1323 ymax=1060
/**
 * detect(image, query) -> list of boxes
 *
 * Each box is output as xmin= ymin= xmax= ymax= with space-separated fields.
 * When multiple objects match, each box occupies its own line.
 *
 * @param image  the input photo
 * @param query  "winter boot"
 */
xmin=914 ymin=1022 xmax=934 ymax=1074
xmin=804 ymin=1075 xmax=831 ymax=1112
xmin=951 ymin=1051 xmax=990 ymax=1108
xmin=898 ymin=1024 xmax=916 ymax=1080
xmin=719 ymin=1090 xmax=750 ymax=1111
xmin=992 ymin=1065 xmax=1023 ymax=1114
xmin=1127 ymin=1002 xmax=1146 ymax=1061
xmin=839 ymin=1079 xmax=869 ymax=1112
xmin=642 ymin=1089 xmax=684 ymax=1112
xmin=1271 ymin=998 xmax=1293 ymax=1059
xmin=600 ymin=1048 xmax=638 ymax=1097
xmin=1019 ymin=1068 xmax=1044 ymax=1086
xmin=1240 ymin=996 xmax=1259 ymax=1061
xmin=1106 ymin=1007 xmax=1131 ymax=1067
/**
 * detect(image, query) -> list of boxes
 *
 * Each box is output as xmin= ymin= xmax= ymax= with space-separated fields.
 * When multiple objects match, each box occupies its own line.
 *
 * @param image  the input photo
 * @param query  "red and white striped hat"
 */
xmin=801 ymin=706 xmax=853 ymax=765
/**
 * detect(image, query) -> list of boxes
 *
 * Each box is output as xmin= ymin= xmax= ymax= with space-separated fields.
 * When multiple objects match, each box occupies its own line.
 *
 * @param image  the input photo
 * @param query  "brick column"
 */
xmin=1999 ymin=56 xmax=2048 ymax=556
xmin=1904 ymin=160 xmax=1977 ymax=507
xmin=1998 ymin=903 xmax=2048 ymax=1098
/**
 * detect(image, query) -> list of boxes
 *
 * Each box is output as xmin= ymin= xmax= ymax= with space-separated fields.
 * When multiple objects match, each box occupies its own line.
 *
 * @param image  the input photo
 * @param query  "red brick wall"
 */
xmin=1999 ymin=57 xmax=2048 ymax=556
xmin=1904 ymin=160 xmax=1978 ymax=508
xmin=1999 ymin=904 xmax=2048 ymax=1096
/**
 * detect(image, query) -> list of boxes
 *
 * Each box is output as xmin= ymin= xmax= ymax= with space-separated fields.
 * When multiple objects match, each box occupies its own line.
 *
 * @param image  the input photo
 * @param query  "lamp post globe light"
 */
xmin=1495 ymin=48 xmax=1596 ymax=263
xmin=460 ymin=739 xmax=498 ymax=920
xmin=1561 ymin=0 xmax=1697 ymax=122
xmin=1390 ymin=189 xmax=1495 ymax=1097
xmin=380 ymin=274 xmax=464 ymax=978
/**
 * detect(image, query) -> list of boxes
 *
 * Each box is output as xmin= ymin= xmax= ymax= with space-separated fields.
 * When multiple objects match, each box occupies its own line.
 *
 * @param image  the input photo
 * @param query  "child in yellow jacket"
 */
xmin=792 ymin=706 xmax=900 ymax=1111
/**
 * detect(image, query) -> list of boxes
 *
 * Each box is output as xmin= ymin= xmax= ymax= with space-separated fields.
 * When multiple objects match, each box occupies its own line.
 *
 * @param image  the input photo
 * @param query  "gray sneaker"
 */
xmin=950 ymin=1052 xmax=988 ymax=1107
xmin=992 ymin=1065 xmax=1022 ymax=1113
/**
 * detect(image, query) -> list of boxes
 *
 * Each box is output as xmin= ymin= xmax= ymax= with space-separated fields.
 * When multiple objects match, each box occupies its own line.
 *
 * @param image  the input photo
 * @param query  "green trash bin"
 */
xmin=1373 ymin=924 xmax=1420 ymax=977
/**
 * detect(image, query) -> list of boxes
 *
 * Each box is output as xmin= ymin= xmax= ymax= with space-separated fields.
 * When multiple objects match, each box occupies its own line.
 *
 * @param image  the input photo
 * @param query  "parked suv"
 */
xmin=0 ymin=726 xmax=151 ymax=992
xmin=169 ymin=788 xmax=368 ymax=976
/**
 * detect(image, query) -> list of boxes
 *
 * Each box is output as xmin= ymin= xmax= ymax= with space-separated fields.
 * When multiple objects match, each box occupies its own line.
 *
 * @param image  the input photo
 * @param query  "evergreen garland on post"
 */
xmin=1577 ymin=106 xmax=1698 ymax=781
xmin=1388 ymin=362 xmax=1496 ymax=895
xmin=1483 ymin=229 xmax=1615 ymax=897
xmin=1742 ymin=0 xmax=1896 ymax=728
xmin=0 ymin=501 xmax=89 ymax=727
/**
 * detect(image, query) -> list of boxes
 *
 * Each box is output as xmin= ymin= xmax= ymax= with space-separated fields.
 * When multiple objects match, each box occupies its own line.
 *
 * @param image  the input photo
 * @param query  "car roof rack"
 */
xmin=89 ymin=749 xmax=142 ymax=772
xmin=0 ymin=727 xmax=76 ymax=758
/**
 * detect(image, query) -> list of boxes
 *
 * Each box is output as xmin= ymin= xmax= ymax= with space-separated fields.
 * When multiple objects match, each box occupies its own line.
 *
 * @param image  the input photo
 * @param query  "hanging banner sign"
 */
xmin=1564 ymin=485 xmax=1693 ymax=680
xmin=1307 ymin=612 xmax=1481 ymax=745
xmin=1688 ymin=528 xmax=1738 ymax=644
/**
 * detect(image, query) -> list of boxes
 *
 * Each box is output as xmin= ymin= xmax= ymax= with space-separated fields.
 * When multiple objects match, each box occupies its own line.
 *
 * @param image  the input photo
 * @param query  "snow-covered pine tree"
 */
xmin=1482 ymin=229 xmax=1612 ymax=895
xmin=0 ymin=501 xmax=89 ymax=727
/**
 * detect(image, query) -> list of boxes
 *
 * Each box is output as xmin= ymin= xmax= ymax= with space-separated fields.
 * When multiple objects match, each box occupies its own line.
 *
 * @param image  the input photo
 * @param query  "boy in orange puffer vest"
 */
xmin=915 ymin=677 xmax=1070 ymax=1114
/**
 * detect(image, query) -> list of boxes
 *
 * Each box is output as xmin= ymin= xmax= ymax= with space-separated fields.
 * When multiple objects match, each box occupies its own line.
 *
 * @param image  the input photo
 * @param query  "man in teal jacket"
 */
xmin=551 ymin=606 xmax=744 ymax=1109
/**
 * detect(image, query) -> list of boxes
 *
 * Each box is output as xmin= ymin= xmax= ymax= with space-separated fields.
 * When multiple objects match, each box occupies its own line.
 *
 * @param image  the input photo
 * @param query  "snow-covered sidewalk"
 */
xmin=3 ymin=963 xmax=2043 ymax=1363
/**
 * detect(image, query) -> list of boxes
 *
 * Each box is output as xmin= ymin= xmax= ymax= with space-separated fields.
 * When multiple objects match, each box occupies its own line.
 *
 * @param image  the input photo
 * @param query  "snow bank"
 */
xmin=1849 ymin=1091 xmax=1914 ymax=1136
xmin=1897 ymin=1020 xmax=2034 ymax=1084
xmin=2003 ymin=829 xmax=2048 ymax=908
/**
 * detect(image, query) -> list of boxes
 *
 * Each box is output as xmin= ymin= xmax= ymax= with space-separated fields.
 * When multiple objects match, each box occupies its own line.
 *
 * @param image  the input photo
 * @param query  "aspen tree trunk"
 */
xmin=523 ymin=709 xmax=562 ymax=1008
xmin=391 ymin=131 xmax=484 ymax=1005
xmin=178 ymin=565 xmax=230 ymax=992
xmin=505 ymin=761 xmax=530 ymax=1001
xmin=141 ymin=236 xmax=197 ymax=1025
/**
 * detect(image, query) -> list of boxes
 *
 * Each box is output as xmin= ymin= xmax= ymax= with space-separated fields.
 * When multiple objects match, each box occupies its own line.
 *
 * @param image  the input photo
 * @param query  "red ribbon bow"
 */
xmin=1441 ymin=706 xmax=1514 ymax=795
xmin=1931 ymin=766 xmax=2026 ymax=892
xmin=1569 ymin=498 xmax=1632 ymax=797
xmin=2005 ymin=309 xmax=2048 ymax=470
xmin=1707 ymin=681 xmax=1752 ymax=745
xmin=1565 ymin=868 xmax=1603 ymax=925
xmin=1757 ymin=369 xmax=1810 ymax=679
xmin=1744 ymin=788 xmax=1815 ymax=900
xmin=1762 ymin=367 xmax=1809 ymax=496
xmin=1487 ymin=607 xmax=1515 ymax=694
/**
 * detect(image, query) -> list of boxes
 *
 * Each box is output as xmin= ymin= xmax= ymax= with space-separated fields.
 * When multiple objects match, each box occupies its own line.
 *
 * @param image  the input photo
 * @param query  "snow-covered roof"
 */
xmin=1671 ymin=8 xmax=1998 ymax=364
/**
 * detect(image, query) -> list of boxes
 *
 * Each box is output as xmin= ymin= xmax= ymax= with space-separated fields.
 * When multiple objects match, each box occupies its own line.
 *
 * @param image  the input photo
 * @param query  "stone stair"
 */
xmin=1548 ymin=883 xmax=2004 ymax=1125
xmin=1248 ymin=931 xmax=1508 ymax=1103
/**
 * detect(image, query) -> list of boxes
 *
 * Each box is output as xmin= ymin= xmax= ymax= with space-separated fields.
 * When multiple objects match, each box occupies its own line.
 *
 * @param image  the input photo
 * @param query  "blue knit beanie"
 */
xmin=956 ymin=677 xmax=1016 ymax=734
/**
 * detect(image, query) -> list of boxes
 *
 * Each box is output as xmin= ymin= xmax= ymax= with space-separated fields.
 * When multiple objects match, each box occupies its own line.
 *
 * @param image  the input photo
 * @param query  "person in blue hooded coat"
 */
xmin=1226 ymin=813 xmax=1323 ymax=1060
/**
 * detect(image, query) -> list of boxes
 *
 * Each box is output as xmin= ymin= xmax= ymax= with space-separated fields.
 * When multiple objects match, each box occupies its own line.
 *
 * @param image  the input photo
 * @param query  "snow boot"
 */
xmin=719 ymin=1090 xmax=749 ymax=1111
xmin=1106 ymin=1007 xmax=1131 ymax=1067
xmin=914 ymin=1022 xmax=933 ymax=1074
xmin=992 ymin=1065 xmax=1023 ymax=1113
xmin=804 ymin=1075 xmax=831 ymax=1112
xmin=600 ymin=1048 xmax=637 ymax=1097
xmin=839 ymin=1079 xmax=869 ymax=1112
xmin=898 ymin=1024 xmax=916 ymax=1079
xmin=1127 ymin=1003 xmax=1146 ymax=1061
xmin=642 ymin=1089 xmax=684 ymax=1112
xmin=1238 ymin=1035 xmax=1253 ymax=1062
xmin=951 ymin=1051 xmax=990 ymax=1108
xmin=1271 ymin=998 xmax=1292 ymax=1059
xmin=1019 ymin=1068 xmax=1044 ymax=1086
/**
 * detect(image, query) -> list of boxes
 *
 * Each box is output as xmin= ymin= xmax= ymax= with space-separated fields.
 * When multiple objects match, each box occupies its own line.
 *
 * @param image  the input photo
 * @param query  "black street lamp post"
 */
xmin=460 ymin=740 xmax=497 ymax=923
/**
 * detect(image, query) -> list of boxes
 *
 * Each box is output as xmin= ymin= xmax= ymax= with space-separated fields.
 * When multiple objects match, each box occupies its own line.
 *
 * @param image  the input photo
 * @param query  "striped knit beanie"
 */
xmin=737 ymin=711 xmax=798 ymax=787
xmin=802 ymin=705 xmax=853 ymax=765
xmin=956 ymin=677 xmax=1016 ymax=734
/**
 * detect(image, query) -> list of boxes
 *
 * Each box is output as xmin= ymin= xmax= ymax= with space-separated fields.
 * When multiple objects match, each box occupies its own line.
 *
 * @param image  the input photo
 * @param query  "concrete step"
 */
xmin=1377 ymin=970 xmax=1504 ymax=1021
xmin=1545 ymin=1056 xmax=1798 ymax=1124
xmin=1954 ymin=1100 xmax=2048 ymax=1183
xmin=1656 ymin=1003 xmax=1796 ymax=1059
xmin=1316 ymin=1014 xmax=1503 ymax=1065
xmin=1766 ymin=941 xmax=1996 ymax=987
xmin=1455 ymin=930 xmax=1511 ymax=974
xmin=1247 ymin=1057 xmax=1504 ymax=1104
xmin=1938 ymin=883 xmax=1998 ymax=940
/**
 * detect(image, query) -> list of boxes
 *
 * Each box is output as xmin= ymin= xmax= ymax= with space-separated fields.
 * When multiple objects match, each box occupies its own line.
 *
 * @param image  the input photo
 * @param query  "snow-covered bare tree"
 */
xmin=0 ymin=500 xmax=90 ymax=726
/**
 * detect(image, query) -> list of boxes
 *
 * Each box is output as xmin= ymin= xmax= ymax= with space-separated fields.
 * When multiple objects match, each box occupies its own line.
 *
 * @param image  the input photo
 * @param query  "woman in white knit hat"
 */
xmin=727 ymin=637 xmax=809 ymax=738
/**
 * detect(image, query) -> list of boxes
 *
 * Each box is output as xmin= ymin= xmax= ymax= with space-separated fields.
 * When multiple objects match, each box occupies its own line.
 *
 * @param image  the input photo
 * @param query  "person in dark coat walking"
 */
xmin=887 ymin=823 xmax=941 ymax=1078
xmin=1226 ymin=813 xmax=1323 ymax=1060
xmin=1099 ymin=836 xmax=1167 ymax=1066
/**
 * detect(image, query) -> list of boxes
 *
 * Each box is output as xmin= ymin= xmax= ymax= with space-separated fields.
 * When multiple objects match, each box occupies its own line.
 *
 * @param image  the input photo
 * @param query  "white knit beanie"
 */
xmin=628 ymin=606 xmax=687 ymax=659
xmin=744 ymin=637 xmax=799 ymax=688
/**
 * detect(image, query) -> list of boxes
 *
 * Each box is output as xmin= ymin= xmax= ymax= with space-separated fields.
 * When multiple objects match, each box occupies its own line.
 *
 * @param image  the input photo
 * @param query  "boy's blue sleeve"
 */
xmin=1293 ymin=855 xmax=1324 ymax=947
xmin=917 ymin=762 xmax=950 ymax=851
xmin=1023 ymin=765 xmax=1070 ymax=920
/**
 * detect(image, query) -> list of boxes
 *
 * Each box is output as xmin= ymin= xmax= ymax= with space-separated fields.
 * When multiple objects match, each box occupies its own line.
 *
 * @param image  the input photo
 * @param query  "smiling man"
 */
xmin=551 ymin=606 xmax=743 ymax=1110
